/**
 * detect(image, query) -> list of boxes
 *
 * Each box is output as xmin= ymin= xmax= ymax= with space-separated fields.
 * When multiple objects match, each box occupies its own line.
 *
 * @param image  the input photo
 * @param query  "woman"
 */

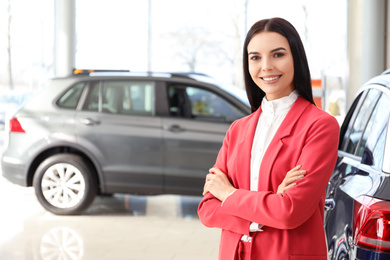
xmin=198 ymin=18 xmax=339 ymax=260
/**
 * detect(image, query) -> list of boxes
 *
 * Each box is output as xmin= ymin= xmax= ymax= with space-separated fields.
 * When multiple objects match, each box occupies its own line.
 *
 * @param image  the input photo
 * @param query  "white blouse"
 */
xmin=250 ymin=90 xmax=299 ymax=191
xmin=242 ymin=90 xmax=299 ymax=241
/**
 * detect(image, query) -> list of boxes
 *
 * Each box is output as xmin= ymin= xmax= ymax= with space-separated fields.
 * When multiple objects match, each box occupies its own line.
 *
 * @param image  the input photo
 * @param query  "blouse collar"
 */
xmin=261 ymin=90 xmax=299 ymax=116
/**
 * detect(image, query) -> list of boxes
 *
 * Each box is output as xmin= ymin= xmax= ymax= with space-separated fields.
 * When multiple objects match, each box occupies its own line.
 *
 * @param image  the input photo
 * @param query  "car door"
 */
xmin=324 ymin=86 xmax=390 ymax=259
xmin=161 ymin=83 xmax=249 ymax=195
xmin=74 ymin=80 xmax=164 ymax=194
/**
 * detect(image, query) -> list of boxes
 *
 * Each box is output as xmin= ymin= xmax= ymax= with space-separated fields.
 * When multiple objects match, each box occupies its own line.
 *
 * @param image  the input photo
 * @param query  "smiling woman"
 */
xmin=198 ymin=17 xmax=340 ymax=260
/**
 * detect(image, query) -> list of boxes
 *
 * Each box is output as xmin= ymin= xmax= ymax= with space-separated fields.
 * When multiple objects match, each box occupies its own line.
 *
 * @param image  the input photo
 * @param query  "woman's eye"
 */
xmin=274 ymin=53 xmax=285 ymax=58
xmin=250 ymin=56 xmax=261 ymax=61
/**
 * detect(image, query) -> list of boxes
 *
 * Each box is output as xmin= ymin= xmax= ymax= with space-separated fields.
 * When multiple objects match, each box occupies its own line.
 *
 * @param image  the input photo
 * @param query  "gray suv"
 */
xmin=1 ymin=71 xmax=250 ymax=215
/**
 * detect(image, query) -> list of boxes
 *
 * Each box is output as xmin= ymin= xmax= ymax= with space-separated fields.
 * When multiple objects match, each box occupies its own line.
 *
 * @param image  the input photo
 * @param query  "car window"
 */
xmin=359 ymin=92 xmax=390 ymax=170
xmin=342 ymin=89 xmax=381 ymax=155
xmin=57 ymin=82 xmax=85 ymax=109
xmin=83 ymin=81 xmax=154 ymax=116
xmin=167 ymin=85 xmax=246 ymax=122
xmin=83 ymin=82 xmax=100 ymax=112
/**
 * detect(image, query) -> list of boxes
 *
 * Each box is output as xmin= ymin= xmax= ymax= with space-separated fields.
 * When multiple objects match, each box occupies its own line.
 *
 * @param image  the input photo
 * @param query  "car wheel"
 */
xmin=33 ymin=154 xmax=97 ymax=215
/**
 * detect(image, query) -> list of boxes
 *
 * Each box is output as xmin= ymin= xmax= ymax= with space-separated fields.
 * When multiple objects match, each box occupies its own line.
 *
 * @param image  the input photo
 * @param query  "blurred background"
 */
xmin=2 ymin=0 xmax=388 ymax=119
xmin=1 ymin=0 xmax=351 ymax=116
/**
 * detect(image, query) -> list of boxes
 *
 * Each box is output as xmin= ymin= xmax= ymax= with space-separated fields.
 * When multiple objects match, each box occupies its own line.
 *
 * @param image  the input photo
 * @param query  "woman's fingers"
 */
xmin=205 ymin=173 xmax=214 ymax=182
xmin=281 ymin=182 xmax=297 ymax=193
xmin=277 ymin=166 xmax=306 ymax=194
xmin=209 ymin=167 xmax=224 ymax=175
xmin=287 ymin=165 xmax=301 ymax=174
xmin=203 ymin=173 xmax=214 ymax=195
xmin=203 ymin=168 xmax=236 ymax=201
xmin=286 ymin=170 xmax=306 ymax=183
xmin=285 ymin=166 xmax=306 ymax=183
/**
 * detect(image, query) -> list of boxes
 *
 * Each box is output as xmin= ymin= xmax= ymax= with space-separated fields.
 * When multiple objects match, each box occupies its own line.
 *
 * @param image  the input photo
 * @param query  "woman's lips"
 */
xmin=261 ymin=75 xmax=282 ymax=83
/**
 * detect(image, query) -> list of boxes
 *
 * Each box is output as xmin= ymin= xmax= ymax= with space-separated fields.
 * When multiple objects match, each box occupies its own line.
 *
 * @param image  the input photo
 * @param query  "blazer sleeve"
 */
xmin=198 ymin=121 xmax=252 ymax=236
xmin=219 ymin=115 xmax=340 ymax=229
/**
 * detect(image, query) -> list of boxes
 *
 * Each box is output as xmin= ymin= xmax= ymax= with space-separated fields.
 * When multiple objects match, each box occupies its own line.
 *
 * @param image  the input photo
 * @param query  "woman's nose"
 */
xmin=262 ymin=58 xmax=273 ymax=71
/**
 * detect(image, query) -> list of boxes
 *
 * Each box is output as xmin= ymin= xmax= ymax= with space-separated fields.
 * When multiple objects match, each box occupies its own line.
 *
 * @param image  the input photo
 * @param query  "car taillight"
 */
xmin=9 ymin=118 xmax=25 ymax=133
xmin=353 ymin=195 xmax=390 ymax=253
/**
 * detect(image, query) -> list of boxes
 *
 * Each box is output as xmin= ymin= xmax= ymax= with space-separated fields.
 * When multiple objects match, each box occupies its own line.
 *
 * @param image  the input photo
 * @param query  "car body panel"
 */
xmin=162 ymin=117 xmax=228 ymax=194
xmin=74 ymin=110 xmax=164 ymax=194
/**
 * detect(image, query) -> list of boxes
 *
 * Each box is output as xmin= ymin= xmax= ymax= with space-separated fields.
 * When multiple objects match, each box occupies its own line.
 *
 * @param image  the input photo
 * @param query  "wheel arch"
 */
xmin=26 ymin=145 xmax=103 ymax=193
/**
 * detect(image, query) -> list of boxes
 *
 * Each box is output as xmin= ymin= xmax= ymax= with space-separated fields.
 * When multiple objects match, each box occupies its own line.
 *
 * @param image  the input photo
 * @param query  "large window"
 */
xmin=359 ymin=93 xmax=390 ymax=170
xmin=167 ymin=85 xmax=246 ymax=123
xmin=342 ymin=89 xmax=381 ymax=155
xmin=82 ymin=81 xmax=154 ymax=116
xmin=341 ymin=87 xmax=389 ymax=170
xmin=57 ymin=83 xmax=85 ymax=109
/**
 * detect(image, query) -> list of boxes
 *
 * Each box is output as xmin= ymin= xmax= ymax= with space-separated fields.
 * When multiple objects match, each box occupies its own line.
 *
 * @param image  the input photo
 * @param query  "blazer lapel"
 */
xmin=235 ymin=107 xmax=262 ymax=190
xmin=258 ymin=97 xmax=311 ymax=191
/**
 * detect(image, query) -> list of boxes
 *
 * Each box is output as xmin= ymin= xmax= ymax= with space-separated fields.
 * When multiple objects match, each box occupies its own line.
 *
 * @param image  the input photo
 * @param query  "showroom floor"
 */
xmin=0 ymin=175 xmax=220 ymax=260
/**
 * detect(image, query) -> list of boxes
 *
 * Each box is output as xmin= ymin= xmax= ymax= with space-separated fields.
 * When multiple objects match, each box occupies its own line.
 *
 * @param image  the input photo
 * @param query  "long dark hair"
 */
xmin=243 ymin=17 xmax=314 ymax=112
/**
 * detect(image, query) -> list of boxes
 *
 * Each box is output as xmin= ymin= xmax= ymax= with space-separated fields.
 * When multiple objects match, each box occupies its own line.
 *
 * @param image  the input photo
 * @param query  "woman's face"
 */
xmin=247 ymin=31 xmax=295 ymax=101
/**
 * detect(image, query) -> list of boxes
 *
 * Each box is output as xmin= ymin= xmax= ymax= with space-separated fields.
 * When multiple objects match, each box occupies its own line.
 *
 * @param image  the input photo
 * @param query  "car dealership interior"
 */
xmin=1 ymin=0 xmax=390 ymax=259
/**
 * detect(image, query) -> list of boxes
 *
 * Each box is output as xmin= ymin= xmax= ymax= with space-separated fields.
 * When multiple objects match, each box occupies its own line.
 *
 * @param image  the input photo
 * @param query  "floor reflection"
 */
xmin=40 ymin=226 xmax=84 ymax=260
xmin=84 ymin=194 xmax=202 ymax=218
xmin=0 ymin=184 xmax=219 ymax=260
xmin=30 ymin=195 xmax=203 ymax=259
xmin=0 ymin=132 xmax=217 ymax=259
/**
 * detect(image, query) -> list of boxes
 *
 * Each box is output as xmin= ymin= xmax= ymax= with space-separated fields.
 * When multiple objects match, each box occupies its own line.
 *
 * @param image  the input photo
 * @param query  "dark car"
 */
xmin=324 ymin=69 xmax=390 ymax=259
xmin=1 ymin=70 xmax=250 ymax=215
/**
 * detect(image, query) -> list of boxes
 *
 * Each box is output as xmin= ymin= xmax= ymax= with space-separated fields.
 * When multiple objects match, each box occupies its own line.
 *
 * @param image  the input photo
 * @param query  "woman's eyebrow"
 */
xmin=271 ymin=47 xmax=287 ymax=52
xmin=248 ymin=47 xmax=287 ymax=56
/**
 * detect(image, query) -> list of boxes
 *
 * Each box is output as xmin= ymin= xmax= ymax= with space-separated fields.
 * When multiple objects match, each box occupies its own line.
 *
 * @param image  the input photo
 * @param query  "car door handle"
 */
xmin=82 ymin=118 xmax=100 ymax=126
xmin=164 ymin=124 xmax=185 ymax=132
xmin=325 ymin=198 xmax=335 ymax=210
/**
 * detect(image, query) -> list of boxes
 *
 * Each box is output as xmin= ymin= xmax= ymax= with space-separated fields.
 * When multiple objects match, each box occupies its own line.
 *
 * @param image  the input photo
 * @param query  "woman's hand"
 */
xmin=203 ymin=167 xmax=236 ymax=201
xmin=277 ymin=165 xmax=306 ymax=194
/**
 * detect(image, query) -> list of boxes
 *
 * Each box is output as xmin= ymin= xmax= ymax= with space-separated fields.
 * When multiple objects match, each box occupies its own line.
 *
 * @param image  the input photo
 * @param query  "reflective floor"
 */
xmin=0 ymin=176 xmax=219 ymax=260
xmin=0 ymin=129 xmax=220 ymax=260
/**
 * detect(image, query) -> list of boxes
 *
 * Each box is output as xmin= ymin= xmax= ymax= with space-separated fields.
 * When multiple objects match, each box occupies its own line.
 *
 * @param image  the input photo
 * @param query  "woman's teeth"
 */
xmin=263 ymin=76 xmax=280 ymax=81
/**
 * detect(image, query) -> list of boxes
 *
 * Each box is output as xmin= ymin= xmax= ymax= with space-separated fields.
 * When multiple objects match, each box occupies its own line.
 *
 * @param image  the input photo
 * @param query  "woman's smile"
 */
xmin=261 ymin=75 xmax=282 ymax=83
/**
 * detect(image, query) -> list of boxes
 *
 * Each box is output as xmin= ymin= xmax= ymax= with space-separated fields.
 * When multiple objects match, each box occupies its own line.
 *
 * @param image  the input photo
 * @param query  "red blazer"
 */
xmin=198 ymin=97 xmax=339 ymax=260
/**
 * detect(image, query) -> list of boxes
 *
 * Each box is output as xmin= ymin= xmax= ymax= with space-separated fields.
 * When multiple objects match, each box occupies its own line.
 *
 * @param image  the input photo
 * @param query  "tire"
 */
xmin=33 ymin=154 xmax=97 ymax=215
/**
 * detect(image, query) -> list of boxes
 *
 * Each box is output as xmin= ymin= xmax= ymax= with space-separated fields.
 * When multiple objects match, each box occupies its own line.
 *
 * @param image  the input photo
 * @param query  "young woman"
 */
xmin=198 ymin=18 xmax=339 ymax=260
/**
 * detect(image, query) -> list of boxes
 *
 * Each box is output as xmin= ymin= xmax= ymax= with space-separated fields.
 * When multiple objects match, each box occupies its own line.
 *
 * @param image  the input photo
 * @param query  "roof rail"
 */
xmin=72 ymin=69 xmax=131 ymax=75
xmin=170 ymin=72 xmax=210 ymax=79
xmin=71 ymin=69 xmax=210 ymax=80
